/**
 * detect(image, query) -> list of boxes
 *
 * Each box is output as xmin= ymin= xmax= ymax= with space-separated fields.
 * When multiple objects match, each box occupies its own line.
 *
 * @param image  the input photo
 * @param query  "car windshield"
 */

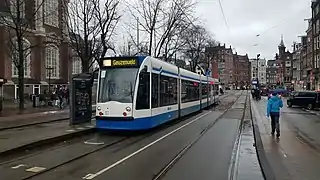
xmin=98 ymin=68 xmax=138 ymax=103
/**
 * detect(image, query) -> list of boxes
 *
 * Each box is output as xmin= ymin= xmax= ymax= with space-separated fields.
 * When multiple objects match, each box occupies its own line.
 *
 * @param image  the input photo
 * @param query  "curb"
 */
xmin=0 ymin=111 xmax=96 ymax=131
xmin=0 ymin=127 xmax=95 ymax=161
xmin=228 ymin=92 xmax=248 ymax=180
xmin=0 ymin=117 xmax=70 ymax=131
xmin=250 ymin=96 xmax=276 ymax=180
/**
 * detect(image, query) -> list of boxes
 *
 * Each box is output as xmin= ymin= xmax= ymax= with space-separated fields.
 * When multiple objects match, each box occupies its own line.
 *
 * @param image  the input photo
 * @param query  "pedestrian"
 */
xmin=266 ymin=92 xmax=283 ymax=138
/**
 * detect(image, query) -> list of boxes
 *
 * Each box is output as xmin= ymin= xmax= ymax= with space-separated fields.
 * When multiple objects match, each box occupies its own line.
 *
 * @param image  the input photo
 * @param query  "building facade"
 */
xmin=209 ymin=44 xmax=235 ymax=87
xmin=249 ymin=58 xmax=266 ymax=85
xmin=292 ymin=40 xmax=304 ymax=91
xmin=276 ymin=36 xmax=293 ymax=89
xmin=0 ymin=0 xmax=82 ymax=100
xmin=234 ymin=53 xmax=250 ymax=87
xmin=266 ymin=60 xmax=278 ymax=86
xmin=311 ymin=1 xmax=320 ymax=90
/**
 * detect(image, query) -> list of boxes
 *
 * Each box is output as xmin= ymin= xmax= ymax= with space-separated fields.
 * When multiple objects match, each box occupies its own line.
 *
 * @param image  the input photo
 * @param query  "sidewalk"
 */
xmin=0 ymin=120 xmax=95 ymax=161
xmin=0 ymin=105 xmax=97 ymax=130
xmin=0 ymin=105 xmax=66 ymax=117
xmin=251 ymin=99 xmax=320 ymax=180
xmin=0 ymin=110 xmax=69 ymax=130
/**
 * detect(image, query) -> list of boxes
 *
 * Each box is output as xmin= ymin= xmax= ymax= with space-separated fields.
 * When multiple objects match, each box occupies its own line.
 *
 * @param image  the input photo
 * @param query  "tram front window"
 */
xmin=98 ymin=68 xmax=138 ymax=103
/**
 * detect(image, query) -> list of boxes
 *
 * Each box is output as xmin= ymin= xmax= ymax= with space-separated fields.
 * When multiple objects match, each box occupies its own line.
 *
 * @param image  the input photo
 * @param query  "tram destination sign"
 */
xmin=102 ymin=58 xmax=138 ymax=67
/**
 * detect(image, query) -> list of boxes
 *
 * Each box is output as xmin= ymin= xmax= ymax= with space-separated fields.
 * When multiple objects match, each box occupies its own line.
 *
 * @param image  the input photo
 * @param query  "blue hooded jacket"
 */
xmin=266 ymin=95 xmax=283 ymax=117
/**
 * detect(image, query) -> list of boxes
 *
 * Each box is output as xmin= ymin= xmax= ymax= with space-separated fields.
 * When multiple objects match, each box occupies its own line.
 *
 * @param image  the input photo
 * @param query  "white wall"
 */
xmin=250 ymin=59 xmax=266 ymax=84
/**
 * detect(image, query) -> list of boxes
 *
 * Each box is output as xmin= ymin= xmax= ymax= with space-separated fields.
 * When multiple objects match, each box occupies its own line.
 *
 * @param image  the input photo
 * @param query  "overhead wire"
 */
xmin=218 ymin=0 xmax=230 ymax=32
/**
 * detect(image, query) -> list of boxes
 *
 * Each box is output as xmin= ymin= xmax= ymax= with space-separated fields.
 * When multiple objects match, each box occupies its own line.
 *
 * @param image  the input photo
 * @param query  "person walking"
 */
xmin=266 ymin=92 xmax=283 ymax=138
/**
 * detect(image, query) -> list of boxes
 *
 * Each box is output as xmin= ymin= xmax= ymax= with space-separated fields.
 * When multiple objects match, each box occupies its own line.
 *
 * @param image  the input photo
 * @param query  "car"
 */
xmin=287 ymin=91 xmax=320 ymax=110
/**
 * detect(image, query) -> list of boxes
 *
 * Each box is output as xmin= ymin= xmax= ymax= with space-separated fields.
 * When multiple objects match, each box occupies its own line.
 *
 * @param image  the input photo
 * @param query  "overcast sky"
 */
xmin=195 ymin=0 xmax=311 ymax=60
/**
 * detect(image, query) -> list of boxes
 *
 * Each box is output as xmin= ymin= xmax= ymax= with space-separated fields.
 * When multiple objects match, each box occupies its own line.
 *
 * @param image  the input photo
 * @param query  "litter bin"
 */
xmin=32 ymin=95 xmax=40 ymax=107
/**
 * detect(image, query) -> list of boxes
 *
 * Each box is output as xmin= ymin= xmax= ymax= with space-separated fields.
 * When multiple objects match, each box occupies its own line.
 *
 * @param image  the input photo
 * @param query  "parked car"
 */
xmin=287 ymin=91 xmax=320 ymax=110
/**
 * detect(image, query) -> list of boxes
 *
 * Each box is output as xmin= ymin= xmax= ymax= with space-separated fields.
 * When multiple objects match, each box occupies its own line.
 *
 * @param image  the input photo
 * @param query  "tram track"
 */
xmin=13 ymin=109 xmax=222 ymax=180
xmin=0 ymin=92 xmax=239 ymax=180
xmin=1 ymin=92 xmax=235 ymax=161
xmin=152 ymin=91 xmax=246 ymax=180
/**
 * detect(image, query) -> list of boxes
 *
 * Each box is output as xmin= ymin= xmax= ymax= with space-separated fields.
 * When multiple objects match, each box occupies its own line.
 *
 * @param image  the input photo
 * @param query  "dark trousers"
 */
xmin=270 ymin=112 xmax=280 ymax=135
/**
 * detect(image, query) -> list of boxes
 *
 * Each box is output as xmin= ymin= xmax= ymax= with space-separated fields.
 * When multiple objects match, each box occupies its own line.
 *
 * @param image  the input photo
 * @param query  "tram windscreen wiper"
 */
xmin=130 ymin=82 xmax=133 ymax=101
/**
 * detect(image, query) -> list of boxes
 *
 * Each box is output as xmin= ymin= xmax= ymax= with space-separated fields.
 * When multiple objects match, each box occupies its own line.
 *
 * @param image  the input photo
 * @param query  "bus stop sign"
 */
xmin=70 ymin=73 xmax=93 ymax=125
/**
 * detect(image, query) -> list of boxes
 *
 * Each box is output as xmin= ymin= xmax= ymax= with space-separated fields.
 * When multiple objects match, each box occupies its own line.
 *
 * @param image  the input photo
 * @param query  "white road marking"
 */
xmin=86 ymin=125 xmax=94 ymax=128
xmin=66 ymin=129 xmax=75 ymax=132
xmin=83 ymin=174 xmax=95 ymax=179
xmin=84 ymin=141 xmax=105 ymax=145
xmin=279 ymin=149 xmax=287 ymax=158
xmin=82 ymin=111 xmax=212 ymax=179
xmin=11 ymin=164 xmax=26 ymax=169
xmin=25 ymin=166 xmax=46 ymax=173
xmin=76 ymin=127 xmax=85 ymax=130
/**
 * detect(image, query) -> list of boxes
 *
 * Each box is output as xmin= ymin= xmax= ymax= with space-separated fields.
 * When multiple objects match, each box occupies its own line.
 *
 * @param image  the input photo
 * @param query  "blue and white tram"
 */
xmin=96 ymin=56 xmax=219 ymax=130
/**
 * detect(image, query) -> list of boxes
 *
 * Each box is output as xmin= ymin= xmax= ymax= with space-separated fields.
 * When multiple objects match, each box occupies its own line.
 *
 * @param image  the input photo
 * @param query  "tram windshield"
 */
xmin=98 ymin=68 xmax=138 ymax=103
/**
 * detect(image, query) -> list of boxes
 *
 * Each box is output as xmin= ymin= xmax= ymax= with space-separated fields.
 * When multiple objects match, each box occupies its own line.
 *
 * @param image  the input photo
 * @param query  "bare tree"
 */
xmin=127 ymin=0 xmax=164 ymax=56
xmin=154 ymin=0 xmax=195 ymax=60
xmin=181 ymin=25 xmax=212 ymax=72
xmin=66 ymin=0 xmax=121 ymax=73
xmin=92 ymin=0 xmax=120 ymax=58
xmin=125 ymin=0 xmax=197 ymax=62
xmin=67 ymin=0 xmax=99 ymax=73
xmin=0 ymin=0 xmax=57 ymax=109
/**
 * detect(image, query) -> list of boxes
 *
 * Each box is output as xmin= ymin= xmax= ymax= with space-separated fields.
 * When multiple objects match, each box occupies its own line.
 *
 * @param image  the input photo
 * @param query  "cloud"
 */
xmin=196 ymin=0 xmax=311 ymax=59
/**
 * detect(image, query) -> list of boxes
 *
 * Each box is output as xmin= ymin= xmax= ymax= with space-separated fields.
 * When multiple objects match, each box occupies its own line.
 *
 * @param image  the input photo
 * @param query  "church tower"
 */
xmin=278 ymin=35 xmax=286 ymax=56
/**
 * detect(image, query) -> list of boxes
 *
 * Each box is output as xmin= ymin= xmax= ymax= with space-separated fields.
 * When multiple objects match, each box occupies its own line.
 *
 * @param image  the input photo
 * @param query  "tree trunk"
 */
xmin=82 ymin=58 xmax=90 ymax=73
xmin=18 ymin=38 xmax=25 ymax=110
xmin=148 ymin=30 xmax=153 ymax=56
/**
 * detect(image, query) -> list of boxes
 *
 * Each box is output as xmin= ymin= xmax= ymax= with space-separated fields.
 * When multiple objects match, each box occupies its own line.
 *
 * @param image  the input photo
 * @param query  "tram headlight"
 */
xmin=125 ymin=106 xmax=131 ymax=112
xmin=97 ymin=106 xmax=101 ymax=111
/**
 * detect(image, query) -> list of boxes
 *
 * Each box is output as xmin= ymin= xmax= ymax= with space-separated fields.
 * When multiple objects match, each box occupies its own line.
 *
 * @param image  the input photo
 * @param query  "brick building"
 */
xmin=266 ymin=60 xmax=278 ymax=86
xmin=311 ymin=0 xmax=320 ymax=90
xmin=0 ymin=0 xmax=71 ymax=99
xmin=208 ymin=44 xmax=234 ymax=87
xmin=234 ymin=53 xmax=250 ymax=87
xmin=276 ymin=36 xmax=293 ymax=88
xmin=300 ymin=19 xmax=314 ymax=90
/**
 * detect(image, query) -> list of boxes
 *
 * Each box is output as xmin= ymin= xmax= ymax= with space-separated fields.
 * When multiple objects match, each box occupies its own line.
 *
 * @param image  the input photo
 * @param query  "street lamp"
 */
xmin=46 ymin=66 xmax=54 ymax=93
xmin=256 ymin=54 xmax=261 ymax=87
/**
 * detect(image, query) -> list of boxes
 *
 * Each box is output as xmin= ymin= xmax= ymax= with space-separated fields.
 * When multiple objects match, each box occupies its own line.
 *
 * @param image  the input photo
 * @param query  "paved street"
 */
xmin=0 ymin=91 xmax=265 ymax=180
xmin=252 ymin=96 xmax=320 ymax=180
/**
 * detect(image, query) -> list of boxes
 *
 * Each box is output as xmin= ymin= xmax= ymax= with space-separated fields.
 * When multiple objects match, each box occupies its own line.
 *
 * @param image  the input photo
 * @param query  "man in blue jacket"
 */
xmin=266 ymin=92 xmax=283 ymax=138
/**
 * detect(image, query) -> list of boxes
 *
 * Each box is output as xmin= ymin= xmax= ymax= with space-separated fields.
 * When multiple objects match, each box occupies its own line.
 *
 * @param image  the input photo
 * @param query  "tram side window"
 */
xmin=169 ymin=77 xmax=178 ymax=104
xmin=214 ymin=84 xmax=219 ymax=95
xmin=151 ymin=73 xmax=159 ymax=108
xmin=181 ymin=80 xmax=199 ymax=103
xmin=160 ymin=75 xmax=178 ymax=106
xmin=136 ymin=71 xmax=150 ymax=110
xmin=201 ymin=83 xmax=208 ymax=98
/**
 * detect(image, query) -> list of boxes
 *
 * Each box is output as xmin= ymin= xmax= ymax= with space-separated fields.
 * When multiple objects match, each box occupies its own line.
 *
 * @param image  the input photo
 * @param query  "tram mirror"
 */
xmin=142 ymin=65 xmax=148 ymax=72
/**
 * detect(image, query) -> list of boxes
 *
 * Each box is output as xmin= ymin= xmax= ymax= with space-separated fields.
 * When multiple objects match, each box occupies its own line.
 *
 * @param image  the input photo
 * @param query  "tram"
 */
xmin=95 ymin=56 xmax=220 ymax=130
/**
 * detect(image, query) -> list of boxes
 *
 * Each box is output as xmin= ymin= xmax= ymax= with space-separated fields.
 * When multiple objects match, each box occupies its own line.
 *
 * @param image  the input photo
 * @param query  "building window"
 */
xmin=72 ymin=57 xmax=82 ymax=74
xmin=33 ymin=85 xmax=40 ymax=95
xmin=10 ymin=0 xmax=25 ymax=18
xmin=44 ymin=0 xmax=58 ymax=27
xmin=46 ymin=45 xmax=59 ymax=78
xmin=11 ymin=38 xmax=31 ymax=78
